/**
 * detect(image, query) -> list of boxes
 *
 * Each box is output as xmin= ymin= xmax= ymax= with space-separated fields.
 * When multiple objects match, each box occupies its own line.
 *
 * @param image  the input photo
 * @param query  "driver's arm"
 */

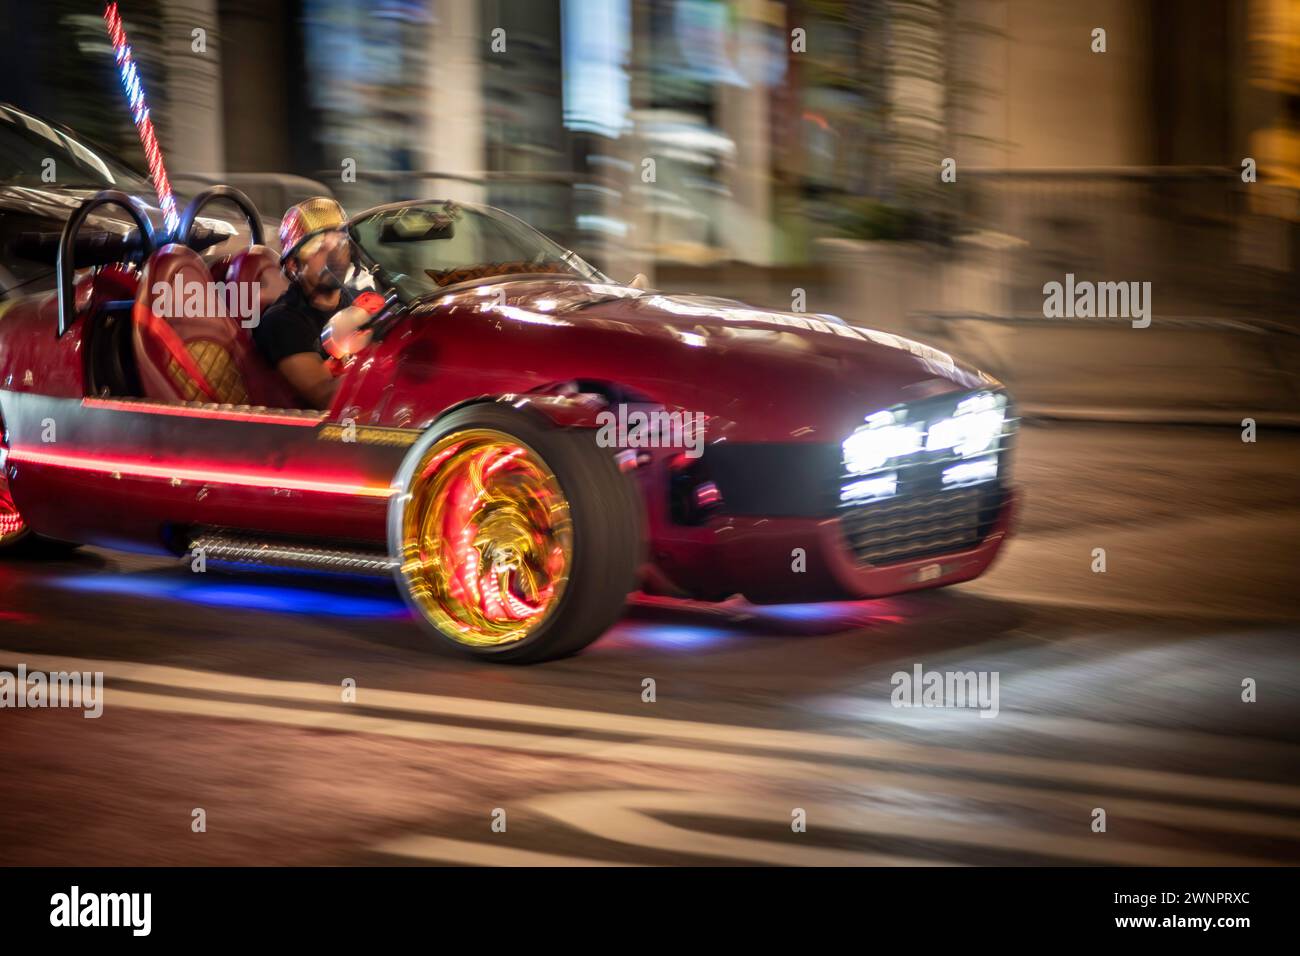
xmin=277 ymin=353 xmax=339 ymax=410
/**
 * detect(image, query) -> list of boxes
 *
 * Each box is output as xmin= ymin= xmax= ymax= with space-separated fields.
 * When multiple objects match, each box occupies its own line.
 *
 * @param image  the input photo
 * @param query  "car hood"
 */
xmin=419 ymin=278 xmax=1000 ymax=442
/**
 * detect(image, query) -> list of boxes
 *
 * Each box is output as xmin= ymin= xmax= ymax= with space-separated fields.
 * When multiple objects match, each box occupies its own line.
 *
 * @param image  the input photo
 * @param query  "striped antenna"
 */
xmin=103 ymin=2 xmax=179 ymax=235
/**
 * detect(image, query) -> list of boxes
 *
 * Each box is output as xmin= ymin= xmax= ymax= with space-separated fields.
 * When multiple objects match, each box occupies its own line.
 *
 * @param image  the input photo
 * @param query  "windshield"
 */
xmin=0 ymin=104 xmax=151 ymax=192
xmin=349 ymin=200 xmax=609 ymax=302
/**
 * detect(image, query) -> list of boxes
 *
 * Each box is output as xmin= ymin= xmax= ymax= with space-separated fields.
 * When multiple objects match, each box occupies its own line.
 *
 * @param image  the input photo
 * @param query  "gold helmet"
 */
xmin=279 ymin=196 xmax=348 ymax=264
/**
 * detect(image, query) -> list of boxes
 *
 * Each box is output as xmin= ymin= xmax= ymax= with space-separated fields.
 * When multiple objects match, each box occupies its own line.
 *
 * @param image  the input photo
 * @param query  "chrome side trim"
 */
xmin=83 ymin=397 xmax=325 ymax=426
xmin=189 ymin=531 xmax=396 ymax=576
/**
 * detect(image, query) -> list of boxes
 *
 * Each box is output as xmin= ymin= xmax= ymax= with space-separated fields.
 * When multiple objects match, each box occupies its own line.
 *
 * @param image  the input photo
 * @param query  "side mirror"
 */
xmin=628 ymin=273 xmax=650 ymax=291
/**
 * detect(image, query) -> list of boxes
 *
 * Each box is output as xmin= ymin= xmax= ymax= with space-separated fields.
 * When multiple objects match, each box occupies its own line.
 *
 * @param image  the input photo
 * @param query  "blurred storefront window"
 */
xmin=303 ymin=0 xmax=429 ymax=209
xmin=0 ymin=0 xmax=168 ymax=171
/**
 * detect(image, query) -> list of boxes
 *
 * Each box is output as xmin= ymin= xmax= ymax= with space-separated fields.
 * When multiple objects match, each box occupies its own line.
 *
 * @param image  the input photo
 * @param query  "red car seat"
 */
xmin=132 ymin=244 xmax=305 ymax=409
xmin=222 ymin=245 xmax=303 ymax=408
xmin=133 ymin=244 xmax=250 ymax=405
xmin=226 ymin=244 xmax=289 ymax=310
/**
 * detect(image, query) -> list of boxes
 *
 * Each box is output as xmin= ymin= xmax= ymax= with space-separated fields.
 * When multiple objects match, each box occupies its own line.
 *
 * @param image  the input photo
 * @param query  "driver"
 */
xmin=253 ymin=197 xmax=353 ymax=409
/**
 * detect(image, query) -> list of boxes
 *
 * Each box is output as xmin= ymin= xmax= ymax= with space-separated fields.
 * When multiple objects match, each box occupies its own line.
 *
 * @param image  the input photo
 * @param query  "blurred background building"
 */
xmin=2 ymin=0 xmax=1297 ymax=319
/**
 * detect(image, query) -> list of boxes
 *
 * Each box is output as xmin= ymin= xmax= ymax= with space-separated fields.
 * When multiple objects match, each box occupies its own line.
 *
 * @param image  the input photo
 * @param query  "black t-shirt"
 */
xmin=252 ymin=284 xmax=331 ymax=367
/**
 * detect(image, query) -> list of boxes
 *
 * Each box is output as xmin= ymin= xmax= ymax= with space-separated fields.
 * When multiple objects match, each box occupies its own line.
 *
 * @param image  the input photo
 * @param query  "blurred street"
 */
xmin=1 ymin=420 xmax=1297 ymax=866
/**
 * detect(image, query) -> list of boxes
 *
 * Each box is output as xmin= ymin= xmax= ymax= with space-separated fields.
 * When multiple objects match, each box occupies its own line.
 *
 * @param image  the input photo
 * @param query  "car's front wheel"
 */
xmin=388 ymin=404 xmax=642 ymax=663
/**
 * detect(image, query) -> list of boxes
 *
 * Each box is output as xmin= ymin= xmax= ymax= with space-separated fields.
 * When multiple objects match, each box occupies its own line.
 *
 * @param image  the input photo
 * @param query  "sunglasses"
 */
xmin=290 ymin=228 xmax=349 ymax=267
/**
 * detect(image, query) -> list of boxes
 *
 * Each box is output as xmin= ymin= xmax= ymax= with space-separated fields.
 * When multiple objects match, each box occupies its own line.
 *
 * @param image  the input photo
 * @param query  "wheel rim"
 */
xmin=397 ymin=429 xmax=573 ymax=647
xmin=0 ymin=433 xmax=26 ymax=545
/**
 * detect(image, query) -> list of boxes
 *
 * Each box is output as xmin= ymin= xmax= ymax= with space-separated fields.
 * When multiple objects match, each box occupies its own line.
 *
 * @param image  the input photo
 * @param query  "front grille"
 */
xmin=837 ymin=389 xmax=1015 ymax=566
xmin=841 ymin=486 xmax=1005 ymax=565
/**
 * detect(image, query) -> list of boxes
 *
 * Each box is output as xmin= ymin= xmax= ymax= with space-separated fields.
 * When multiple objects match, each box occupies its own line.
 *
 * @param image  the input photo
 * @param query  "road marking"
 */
xmin=8 ymin=648 xmax=1300 ymax=813
xmin=51 ymin=684 xmax=1300 ymax=847
xmin=529 ymin=790 xmax=1283 ymax=868
xmin=372 ymin=836 xmax=637 ymax=867
xmin=376 ymin=820 xmax=947 ymax=867
xmin=5 ymin=654 xmax=1297 ymax=864
xmin=529 ymin=793 xmax=957 ymax=866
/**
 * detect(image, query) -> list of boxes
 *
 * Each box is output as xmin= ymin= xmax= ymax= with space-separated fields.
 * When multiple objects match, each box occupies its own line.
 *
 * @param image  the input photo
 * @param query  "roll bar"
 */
xmin=56 ymin=189 xmax=155 ymax=337
xmin=176 ymin=185 xmax=265 ymax=248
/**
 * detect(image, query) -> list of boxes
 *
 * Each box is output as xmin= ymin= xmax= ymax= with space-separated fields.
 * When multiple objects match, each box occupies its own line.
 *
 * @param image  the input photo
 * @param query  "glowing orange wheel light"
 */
xmin=397 ymin=429 xmax=573 ymax=647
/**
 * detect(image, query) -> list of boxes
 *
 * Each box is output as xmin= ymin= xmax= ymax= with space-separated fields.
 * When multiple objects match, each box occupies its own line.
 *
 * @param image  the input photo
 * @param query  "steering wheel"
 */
xmin=175 ymin=185 xmax=264 ymax=249
xmin=56 ymin=189 xmax=155 ymax=337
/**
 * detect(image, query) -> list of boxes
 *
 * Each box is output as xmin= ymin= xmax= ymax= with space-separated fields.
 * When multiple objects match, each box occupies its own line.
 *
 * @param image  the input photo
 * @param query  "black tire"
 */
xmin=389 ymin=403 xmax=643 ymax=663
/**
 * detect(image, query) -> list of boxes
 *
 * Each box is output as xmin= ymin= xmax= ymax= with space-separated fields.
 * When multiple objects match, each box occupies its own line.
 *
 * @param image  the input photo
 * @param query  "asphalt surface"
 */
xmin=1 ymin=421 xmax=1297 ymax=865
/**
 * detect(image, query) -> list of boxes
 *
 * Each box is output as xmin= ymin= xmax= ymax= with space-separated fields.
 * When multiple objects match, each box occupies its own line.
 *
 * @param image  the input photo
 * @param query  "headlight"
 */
xmin=942 ymin=457 xmax=998 ymax=486
xmin=842 ymin=410 xmax=924 ymax=476
xmin=925 ymin=392 xmax=1006 ymax=458
xmin=841 ymin=473 xmax=898 ymax=503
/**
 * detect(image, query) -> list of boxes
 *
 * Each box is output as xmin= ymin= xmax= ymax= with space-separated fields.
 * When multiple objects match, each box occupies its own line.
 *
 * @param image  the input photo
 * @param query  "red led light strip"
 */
xmin=8 ymin=448 xmax=394 ymax=499
xmin=103 ymin=2 xmax=179 ymax=234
